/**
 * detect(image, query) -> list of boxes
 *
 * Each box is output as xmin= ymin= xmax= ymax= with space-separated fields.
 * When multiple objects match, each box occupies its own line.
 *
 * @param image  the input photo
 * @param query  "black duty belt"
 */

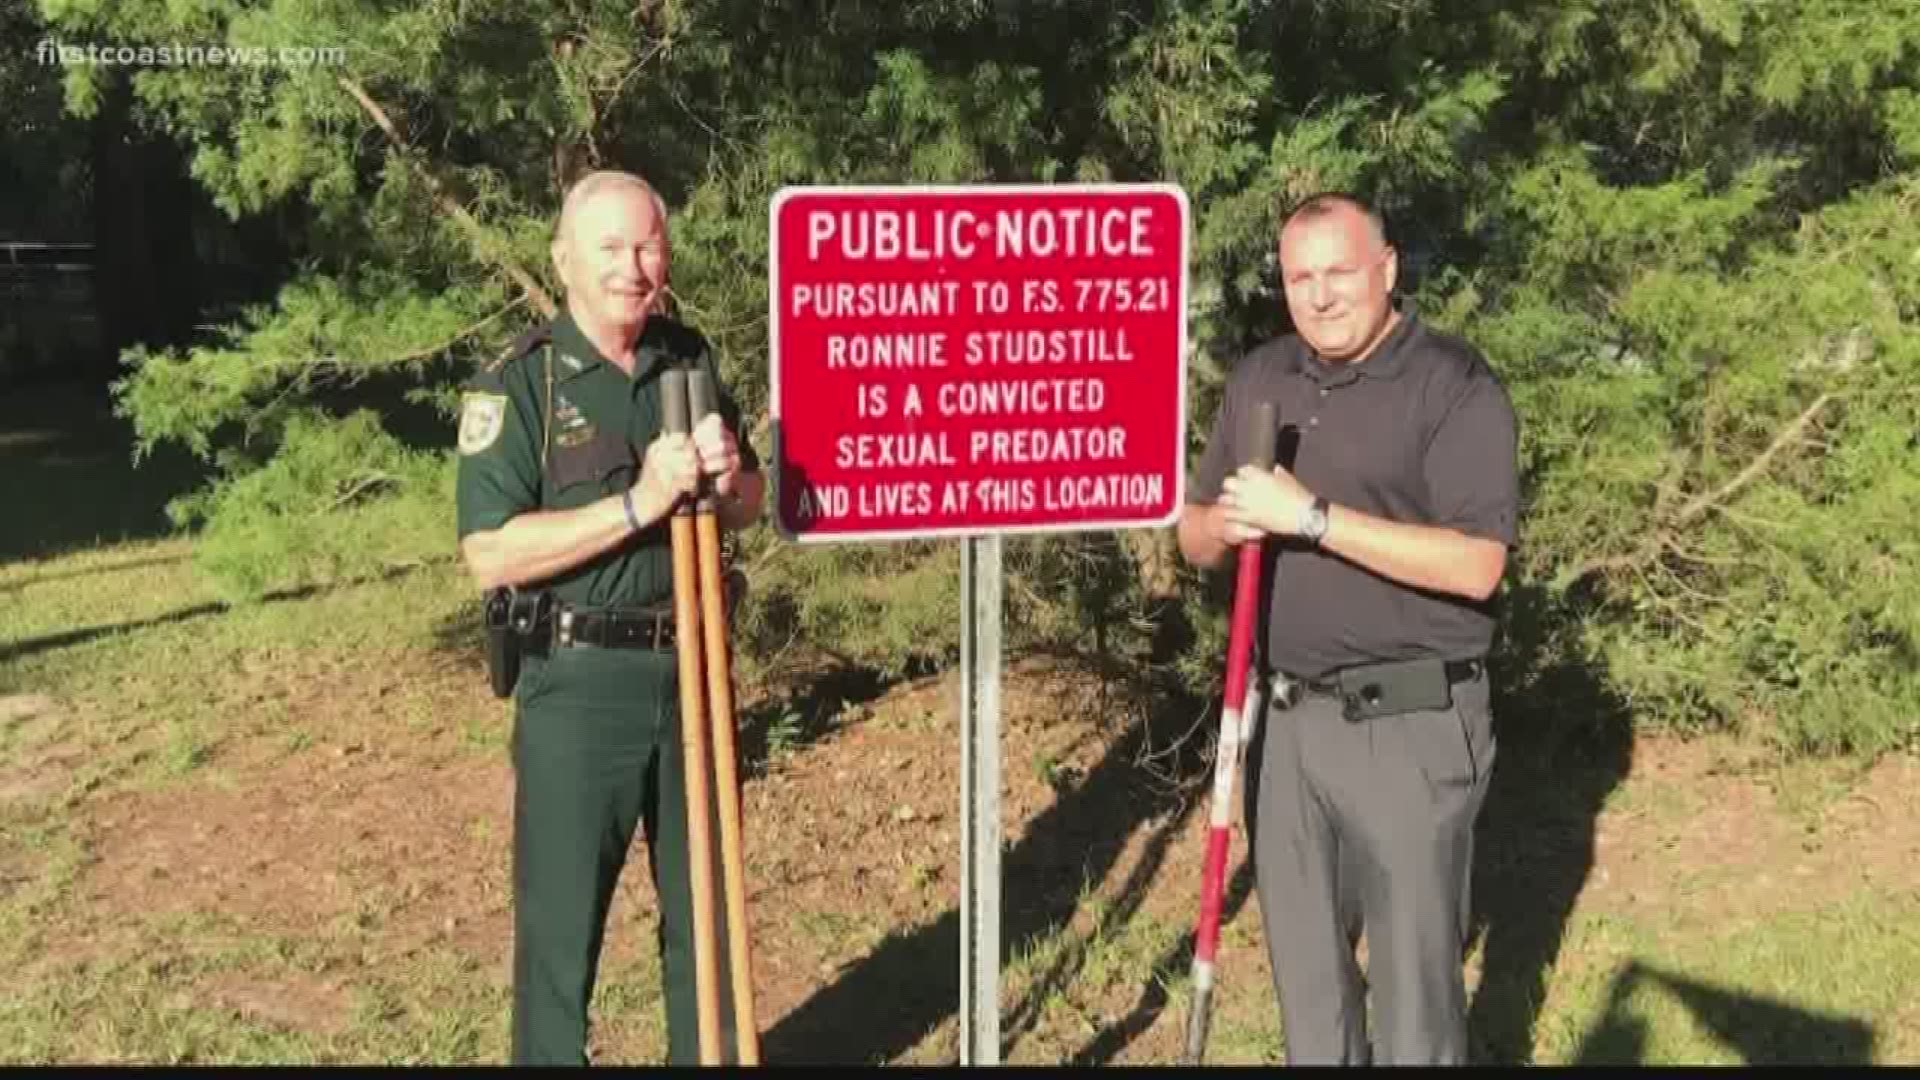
xmin=552 ymin=603 xmax=676 ymax=651
xmin=1292 ymin=657 xmax=1484 ymax=696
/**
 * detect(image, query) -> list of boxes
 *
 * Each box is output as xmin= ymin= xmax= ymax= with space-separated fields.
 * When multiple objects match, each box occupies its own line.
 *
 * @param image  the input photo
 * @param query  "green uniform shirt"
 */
xmin=455 ymin=310 xmax=760 ymax=610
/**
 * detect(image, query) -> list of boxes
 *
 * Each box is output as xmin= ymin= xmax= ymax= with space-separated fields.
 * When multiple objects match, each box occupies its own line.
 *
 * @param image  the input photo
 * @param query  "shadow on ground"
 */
xmin=759 ymin=653 xmax=1231 ymax=1065
xmin=1464 ymin=580 xmax=1876 ymax=1065
xmin=733 ymin=661 xmax=919 ymax=782
xmin=1572 ymin=960 xmax=1875 ymax=1064
xmin=1466 ymin=580 xmax=1635 ymax=1064
xmin=1 ymin=565 xmax=431 ymax=668
xmin=0 ymin=552 xmax=190 ymax=596
xmin=1066 ymin=861 xmax=1257 ymax=1066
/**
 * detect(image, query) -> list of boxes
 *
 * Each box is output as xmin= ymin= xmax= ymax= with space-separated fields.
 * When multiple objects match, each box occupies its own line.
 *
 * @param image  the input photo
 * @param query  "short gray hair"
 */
xmin=556 ymin=170 xmax=668 ymax=242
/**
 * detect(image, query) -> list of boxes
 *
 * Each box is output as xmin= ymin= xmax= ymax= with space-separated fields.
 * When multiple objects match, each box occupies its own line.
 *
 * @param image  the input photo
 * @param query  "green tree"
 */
xmin=50 ymin=0 xmax=1918 ymax=754
xmin=2 ymin=5 xmax=89 ymax=237
xmin=1434 ymin=0 xmax=1920 ymax=754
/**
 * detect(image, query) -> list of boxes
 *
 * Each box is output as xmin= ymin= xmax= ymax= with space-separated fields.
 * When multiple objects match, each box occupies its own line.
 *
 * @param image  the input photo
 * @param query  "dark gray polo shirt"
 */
xmin=1188 ymin=310 xmax=1519 ymax=679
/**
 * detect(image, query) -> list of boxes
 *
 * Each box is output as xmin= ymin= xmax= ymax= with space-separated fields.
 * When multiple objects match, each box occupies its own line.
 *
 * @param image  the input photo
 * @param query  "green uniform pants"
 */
xmin=508 ymin=646 xmax=736 ymax=1065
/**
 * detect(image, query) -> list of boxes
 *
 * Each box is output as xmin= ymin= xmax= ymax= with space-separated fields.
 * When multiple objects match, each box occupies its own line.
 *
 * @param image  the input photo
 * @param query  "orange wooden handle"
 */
xmin=671 ymin=512 xmax=723 ymax=1064
xmin=696 ymin=510 xmax=760 ymax=1064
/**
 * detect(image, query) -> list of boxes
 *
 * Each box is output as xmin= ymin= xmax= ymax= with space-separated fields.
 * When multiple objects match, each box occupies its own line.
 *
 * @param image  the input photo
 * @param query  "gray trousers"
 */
xmin=1242 ymin=667 xmax=1495 ymax=1065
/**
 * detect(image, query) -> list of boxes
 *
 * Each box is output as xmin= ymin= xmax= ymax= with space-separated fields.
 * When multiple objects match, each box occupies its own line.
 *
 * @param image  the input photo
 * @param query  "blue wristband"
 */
xmin=620 ymin=488 xmax=642 ymax=533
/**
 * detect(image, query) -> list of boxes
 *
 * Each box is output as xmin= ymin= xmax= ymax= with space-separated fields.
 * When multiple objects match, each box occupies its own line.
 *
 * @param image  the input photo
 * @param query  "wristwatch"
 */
xmin=1299 ymin=496 xmax=1330 ymax=547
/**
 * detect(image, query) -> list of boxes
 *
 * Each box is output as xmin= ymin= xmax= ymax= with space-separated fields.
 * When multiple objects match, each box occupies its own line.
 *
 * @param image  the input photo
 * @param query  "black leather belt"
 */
xmin=1292 ymin=657 xmax=1484 ymax=696
xmin=552 ymin=604 xmax=676 ymax=651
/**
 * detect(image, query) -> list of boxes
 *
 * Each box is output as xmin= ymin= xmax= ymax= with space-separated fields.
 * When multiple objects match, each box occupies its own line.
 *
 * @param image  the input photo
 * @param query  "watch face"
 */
xmin=1303 ymin=501 xmax=1329 ymax=542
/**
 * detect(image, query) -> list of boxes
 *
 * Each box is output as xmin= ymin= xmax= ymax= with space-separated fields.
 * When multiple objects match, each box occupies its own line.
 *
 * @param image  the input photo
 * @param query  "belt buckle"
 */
xmin=556 ymin=607 xmax=576 ymax=648
xmin=1271 ymin=673 xmax=1304 ymax=711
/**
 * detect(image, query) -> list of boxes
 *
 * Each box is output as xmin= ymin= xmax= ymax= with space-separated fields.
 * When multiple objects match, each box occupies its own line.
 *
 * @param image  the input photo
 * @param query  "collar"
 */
xmin=550 ymin=311 xmax=673 ymax=384
xmin=1293 ymin=304 xmax=1421 ymax=386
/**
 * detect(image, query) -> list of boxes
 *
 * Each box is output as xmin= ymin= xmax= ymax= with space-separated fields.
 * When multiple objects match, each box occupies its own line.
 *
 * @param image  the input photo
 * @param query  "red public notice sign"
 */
xmin=769 ymin=184 xmax=1189 ymax=542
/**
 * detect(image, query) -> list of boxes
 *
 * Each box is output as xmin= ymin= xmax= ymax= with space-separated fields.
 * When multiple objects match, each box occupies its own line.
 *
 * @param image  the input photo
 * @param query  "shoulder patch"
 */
xmin=458 ymin=392 xmax=508 ymax=455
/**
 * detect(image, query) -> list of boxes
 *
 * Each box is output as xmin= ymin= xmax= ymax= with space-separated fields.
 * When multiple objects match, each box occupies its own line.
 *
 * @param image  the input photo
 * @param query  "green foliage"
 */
xmin=115 ymin=273 xmax=509 ymax=461
xmin=37 ymin=0 xmax=1920 ymax=757
xmin=732 ymin=540 xmax=960 ymax=684
xmin=168 ymin=410 xmax=455 ymax=605
xmin=1471 ymin=168 xmax=1920 ymax=756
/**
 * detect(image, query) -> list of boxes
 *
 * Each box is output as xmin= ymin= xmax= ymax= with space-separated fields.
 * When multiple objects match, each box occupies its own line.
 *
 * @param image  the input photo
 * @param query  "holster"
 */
xmin=484 ymin=587 xmax=553 ymax=699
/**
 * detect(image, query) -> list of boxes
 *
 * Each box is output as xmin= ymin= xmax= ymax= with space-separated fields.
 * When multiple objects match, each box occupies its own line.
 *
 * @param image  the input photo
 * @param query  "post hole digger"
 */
xmin=662 ymin=365 xmax=761 ymax=1066
xmin=1182 ymin=402 xmax=1295 ymax=1065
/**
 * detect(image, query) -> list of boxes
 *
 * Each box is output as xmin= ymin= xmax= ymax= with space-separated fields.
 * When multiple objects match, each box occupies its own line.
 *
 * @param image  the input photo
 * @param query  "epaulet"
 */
xmin=480 ymin=323 xmax=552 ymax=376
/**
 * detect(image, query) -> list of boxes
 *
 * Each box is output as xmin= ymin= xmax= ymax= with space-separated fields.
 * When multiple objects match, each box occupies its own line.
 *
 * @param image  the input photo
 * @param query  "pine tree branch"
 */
xmin=1557 ymin=391 xmax=1837 ymax=589
xmin=390 ymin=300 xmax=527 ymax=364
xmin=331 ymin=470 xmax=401 ymax=509
xmin=337 ymin=77 xmax=558 ymax=319
xmin=1672 ymin=392 xmax=1834 ymax=526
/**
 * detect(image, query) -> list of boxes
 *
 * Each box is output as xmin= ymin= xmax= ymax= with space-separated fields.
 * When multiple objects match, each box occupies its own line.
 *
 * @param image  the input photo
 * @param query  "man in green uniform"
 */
xmin=455 ymin=169 xmax=765 ymax=1065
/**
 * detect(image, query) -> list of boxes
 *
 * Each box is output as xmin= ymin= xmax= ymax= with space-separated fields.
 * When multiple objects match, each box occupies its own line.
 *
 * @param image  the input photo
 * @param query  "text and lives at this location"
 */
xmin=769 ymin=185 xmax=1189 ymax=540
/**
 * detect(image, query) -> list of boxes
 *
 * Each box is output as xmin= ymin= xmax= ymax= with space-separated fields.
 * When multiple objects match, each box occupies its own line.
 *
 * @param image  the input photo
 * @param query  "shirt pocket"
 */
xmin=545 ymin=428 xmax=635 ymax=507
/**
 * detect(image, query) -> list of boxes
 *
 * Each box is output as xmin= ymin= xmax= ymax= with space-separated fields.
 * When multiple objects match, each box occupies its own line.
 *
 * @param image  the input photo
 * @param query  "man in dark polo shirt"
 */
xmin=456 ymin=169 xmax=764 ymax=1065
xmin=1178 ymin=192 xmax=1518 ymax=1065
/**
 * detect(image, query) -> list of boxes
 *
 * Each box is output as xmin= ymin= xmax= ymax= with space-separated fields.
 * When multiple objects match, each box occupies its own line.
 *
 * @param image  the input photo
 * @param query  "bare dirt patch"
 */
xmin=1579 ymin=734 xmax=1920 ymax=924
xmin=43 ymin=656 xmax=516 ymax=1013
xmin=81 ymin=748 xmax=512 ymax=950
xmin=0 ymin=693 xmax=62 ymax=728
xmin=0 ymin=692 xmax=80 ymax=808
xmin=197 ymin=970 xmax=355 ymax=1039
xmin=28 ymin=643 xmax=1920 ymax=1064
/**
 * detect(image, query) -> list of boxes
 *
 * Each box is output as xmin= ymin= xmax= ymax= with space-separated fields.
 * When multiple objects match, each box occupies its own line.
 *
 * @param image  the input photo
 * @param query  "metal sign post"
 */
xmin=958 ymin=533 xmax=1002 ymax=1065
xmin=767 ymin=183 xmax=1189 ymax=1065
